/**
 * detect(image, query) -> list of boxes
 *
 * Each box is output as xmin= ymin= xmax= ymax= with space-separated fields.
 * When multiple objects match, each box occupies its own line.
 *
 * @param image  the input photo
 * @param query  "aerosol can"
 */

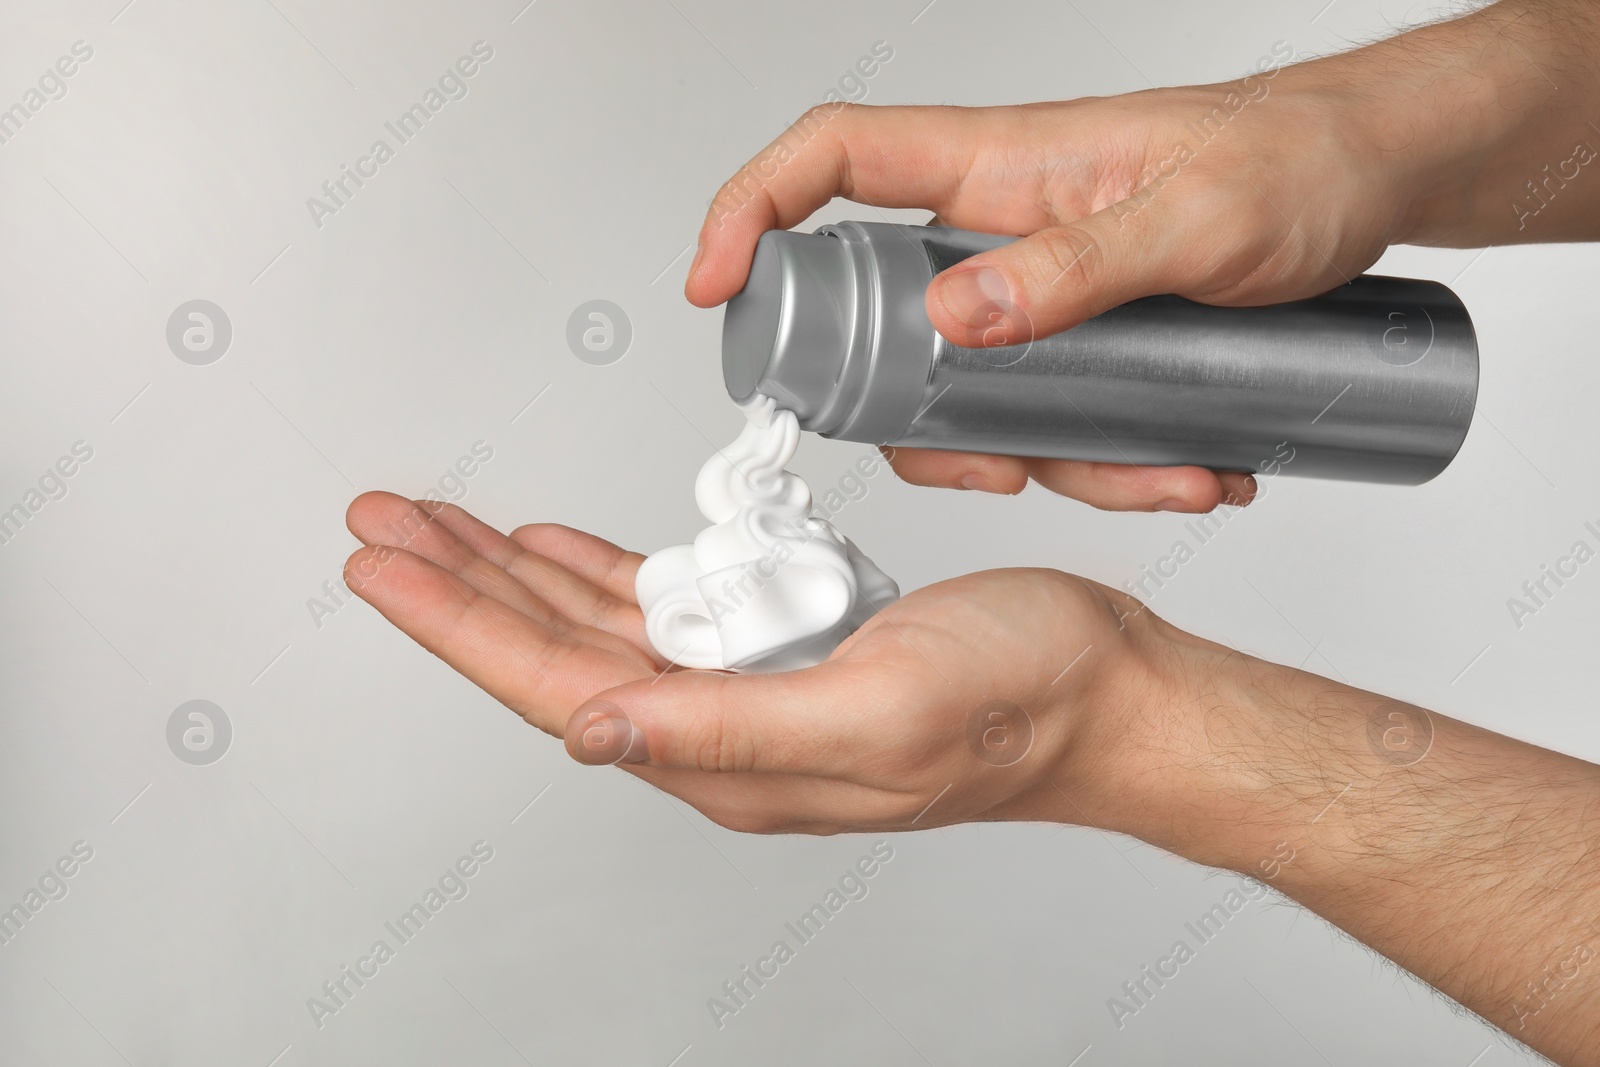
xmin=722 ymin=221 xmax=1478 ymax=483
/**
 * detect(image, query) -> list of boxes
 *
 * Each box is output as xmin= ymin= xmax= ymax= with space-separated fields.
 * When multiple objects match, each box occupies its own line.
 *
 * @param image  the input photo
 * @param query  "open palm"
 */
xmin=344 ymin=490 xmax=1141 ymax=835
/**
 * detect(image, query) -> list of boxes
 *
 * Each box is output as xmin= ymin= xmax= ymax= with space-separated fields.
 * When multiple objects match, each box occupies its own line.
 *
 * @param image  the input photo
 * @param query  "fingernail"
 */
xmin=1155 ymin=498 xmax=1194 ymax=513
xmin=935 ymin=267 xmax=1013 ymax=333
xmin=565 ymin=701 xmax=649 ymax=766
xmin=959 ymin=473 xmax=1000 ymax=493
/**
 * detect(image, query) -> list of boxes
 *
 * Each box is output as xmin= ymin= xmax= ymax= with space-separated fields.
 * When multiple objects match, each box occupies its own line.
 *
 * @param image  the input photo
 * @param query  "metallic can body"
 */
xmin=722 ymin=221 xmax=1478 ymax=484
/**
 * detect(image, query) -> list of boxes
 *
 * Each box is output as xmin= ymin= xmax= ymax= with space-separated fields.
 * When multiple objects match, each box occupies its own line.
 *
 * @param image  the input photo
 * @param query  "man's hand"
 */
xmin=686 ymin=1 xmax=1600 ymax=512
xmin=342 ymin=490 xmax=1160 ymax=836
xmin=346 ymin=489 xmax=1600 ymax=1065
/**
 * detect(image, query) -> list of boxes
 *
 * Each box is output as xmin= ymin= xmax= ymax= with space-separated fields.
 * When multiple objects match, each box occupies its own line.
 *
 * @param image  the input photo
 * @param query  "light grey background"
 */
xmin=0 ymin=0 xmax=1588 ymax=1063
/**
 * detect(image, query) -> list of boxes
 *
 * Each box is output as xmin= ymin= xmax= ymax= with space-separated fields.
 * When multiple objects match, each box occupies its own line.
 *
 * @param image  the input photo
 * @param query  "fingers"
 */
xmin=562 ymin=660 xmax=924 ymax=785
xmin=925 ymin=191 xmax=1192 ymax=346
xmin=347 ymin=492 xmax=564 ymax=629
xmin=881 ymin=448 xmax=1257 ymax=511
xmin=347 ymin=492 xmax=653 ymax=658
xmin=424 ymin=504 xmax=651 ymax=650
xmin=346 ymin=492 xmax=657 ymax=677
xmin=343 ymin=545 xmax=637 ymax=733
xmin=346 ymin=490 xmax=445 ymax=556
xmin=508 ymin=522 xmax=644 ymax=602
xmin=686 ymin=104 xmax=986 ymax=307
xmin=1023 ymin=459 xmax=1250 ymax=513
xmin=1216 ymin=471 xmax=1259 ymax=507
xmin=883 ymin=447 xmax=1029 ymax=495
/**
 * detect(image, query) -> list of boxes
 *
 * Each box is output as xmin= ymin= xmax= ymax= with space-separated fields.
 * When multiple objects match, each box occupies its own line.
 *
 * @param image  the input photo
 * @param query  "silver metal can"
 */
xmin=722 ymin=221 xmax=1478 ymax=484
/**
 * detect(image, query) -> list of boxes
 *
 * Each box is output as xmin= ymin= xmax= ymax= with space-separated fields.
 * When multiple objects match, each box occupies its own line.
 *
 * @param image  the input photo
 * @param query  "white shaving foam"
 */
xmin=635 ymin=394 xmax=899 ymax=672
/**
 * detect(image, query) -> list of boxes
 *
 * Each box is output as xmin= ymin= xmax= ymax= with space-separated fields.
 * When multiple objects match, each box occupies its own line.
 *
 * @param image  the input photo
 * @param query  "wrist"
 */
xmin=1075 ymin=614 xmax=1392 ymax=876
xmin=1025 ymin=592 xmax=1280 ymax=861
xmin=1297 ymin=1 xmax=1600 ymax=246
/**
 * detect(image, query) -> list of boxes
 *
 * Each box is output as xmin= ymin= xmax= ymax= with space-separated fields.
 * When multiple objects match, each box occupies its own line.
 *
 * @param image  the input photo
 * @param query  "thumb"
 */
xmin=562 ymin=661 xmax=882 ymax=779
xmin=925 ymin=196 xmax=1190 ymax=347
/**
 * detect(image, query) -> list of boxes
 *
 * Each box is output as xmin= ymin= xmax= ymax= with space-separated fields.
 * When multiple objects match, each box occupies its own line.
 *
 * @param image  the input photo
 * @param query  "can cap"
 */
xmin=722 ymin=229 xmax=855 ymax=422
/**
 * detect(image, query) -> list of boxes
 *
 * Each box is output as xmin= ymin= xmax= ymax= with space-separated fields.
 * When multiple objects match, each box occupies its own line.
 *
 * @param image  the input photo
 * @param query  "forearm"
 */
xmin=1095 ymin=628 xmax=1600 ymax=1064
xmin=1294 ymin=0 xmax=1600 ymax=245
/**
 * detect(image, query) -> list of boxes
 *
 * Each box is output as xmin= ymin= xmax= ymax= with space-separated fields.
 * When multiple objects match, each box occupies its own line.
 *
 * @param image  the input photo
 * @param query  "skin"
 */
xmin=348 ymin=1 xmax=1600 ymax=1062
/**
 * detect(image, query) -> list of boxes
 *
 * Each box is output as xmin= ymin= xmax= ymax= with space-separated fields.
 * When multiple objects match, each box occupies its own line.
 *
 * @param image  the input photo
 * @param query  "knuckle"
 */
xmin=597 ymin=546 xmax=638 ymax=593
xmin=795 ymin=101 xmax=853 ymax=133
xmin=687 ymin=712 xmax=754 ymax=774
xmin=1033 ymin=226 xmax=1100 ymax=289
xmin=799 ymin=102 xmax=834 ymax=128
xmin=709 ymin=173 xmax=764 ymax=226
xmin=582 ymin=596 xmax=621 ymax=632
